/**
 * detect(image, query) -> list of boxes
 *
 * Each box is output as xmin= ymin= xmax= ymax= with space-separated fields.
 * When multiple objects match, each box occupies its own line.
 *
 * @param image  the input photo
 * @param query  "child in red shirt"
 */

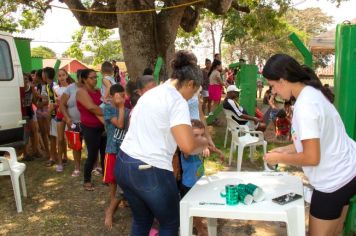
xmin=275 ymin=109 xmax=291 ymax=140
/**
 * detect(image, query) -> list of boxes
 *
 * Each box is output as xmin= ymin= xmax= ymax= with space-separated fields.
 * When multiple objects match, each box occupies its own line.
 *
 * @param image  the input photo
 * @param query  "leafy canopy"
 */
xmin=31 ymin=46 xmax=57 ymax=58
xmin=64 ymin=27 xmax=123 ymax=65
xmin=0 ymin=0 xmax=47 ymax=33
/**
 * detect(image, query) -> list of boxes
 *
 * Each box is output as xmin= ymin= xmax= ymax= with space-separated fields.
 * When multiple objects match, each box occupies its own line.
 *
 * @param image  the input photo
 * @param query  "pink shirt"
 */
xmin=77 ymin=89 xmax=103 ymax=127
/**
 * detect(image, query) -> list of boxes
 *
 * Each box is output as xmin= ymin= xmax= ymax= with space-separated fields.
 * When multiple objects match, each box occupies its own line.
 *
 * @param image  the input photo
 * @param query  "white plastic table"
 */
xmin=180 ymin=171 xmax=305 ymax=236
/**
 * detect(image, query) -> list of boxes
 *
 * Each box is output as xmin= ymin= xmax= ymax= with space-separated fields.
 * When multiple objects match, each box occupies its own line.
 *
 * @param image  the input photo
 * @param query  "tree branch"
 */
xmin=157 ymin=5 xmax=186 ymax=52
xmin=180 ymin=6 xmax=200 ymax=32
xmin=60 ymin=0 xmax=118 ymax=29
xmin=20 ymin=0 xmax=53 ymax=11
xmin=203 ymin=0 xmax=232 ymax=15
xmin=231 ymin=1 xmax=250 ymax=13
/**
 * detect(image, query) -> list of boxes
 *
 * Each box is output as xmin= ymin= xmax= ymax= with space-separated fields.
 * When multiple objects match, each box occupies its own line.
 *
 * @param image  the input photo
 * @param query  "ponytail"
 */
xmin=301 ymin=66 xmax=334 ymax=103
xmin=208 ymin=59 xmax=221 ymax=78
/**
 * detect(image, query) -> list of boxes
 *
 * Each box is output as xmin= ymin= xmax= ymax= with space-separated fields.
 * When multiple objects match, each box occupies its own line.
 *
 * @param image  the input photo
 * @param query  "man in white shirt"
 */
xmin=223 ymin=85 xmax=266 ymax=131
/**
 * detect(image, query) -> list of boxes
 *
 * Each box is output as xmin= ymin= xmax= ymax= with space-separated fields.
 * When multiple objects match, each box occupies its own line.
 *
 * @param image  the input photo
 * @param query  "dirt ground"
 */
xmin=0 ymin=101 xmax=309 ymax=236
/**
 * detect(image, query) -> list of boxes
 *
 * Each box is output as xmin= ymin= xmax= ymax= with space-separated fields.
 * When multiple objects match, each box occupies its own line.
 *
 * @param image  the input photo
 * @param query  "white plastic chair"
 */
xmin=223 ymin=109 xmax=250 ymax=148
xmin=0 ymin=147 xmax=27 ymax=213
xmin=224 ymin=111 xmax=272 ymax=171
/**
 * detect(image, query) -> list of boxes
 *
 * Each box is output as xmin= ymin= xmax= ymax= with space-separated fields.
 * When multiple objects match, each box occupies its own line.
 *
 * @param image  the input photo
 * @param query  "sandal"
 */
xmin=71 ymin=170 xmax=80 ymax=177
xmin=22 ymin=155 xmax=34 ymax=162
xmin=92 ymin=167 xmax=102 ymax=176
xmin=83 ymin=183 xmax=95 ymax=191
xmin=45 ymin=160 xmax=55 ymax=167
xmin=32 ymin=151 xmax=43 ymax=159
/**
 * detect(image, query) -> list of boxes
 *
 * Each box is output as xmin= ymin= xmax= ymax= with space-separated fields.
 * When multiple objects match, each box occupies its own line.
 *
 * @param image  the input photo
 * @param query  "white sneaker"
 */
xmin=56 ymin=165 xmax=63 ymax=172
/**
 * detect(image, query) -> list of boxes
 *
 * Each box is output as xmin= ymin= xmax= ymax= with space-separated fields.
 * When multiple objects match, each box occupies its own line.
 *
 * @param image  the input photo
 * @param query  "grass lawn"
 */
xmin=0 ymin=112 xmax=308 ymax=235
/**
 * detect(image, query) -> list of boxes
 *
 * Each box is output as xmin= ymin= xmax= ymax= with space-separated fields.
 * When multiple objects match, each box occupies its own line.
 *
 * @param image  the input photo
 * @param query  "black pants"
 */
xmin=81 ymin=124 xmax=106 ymax=183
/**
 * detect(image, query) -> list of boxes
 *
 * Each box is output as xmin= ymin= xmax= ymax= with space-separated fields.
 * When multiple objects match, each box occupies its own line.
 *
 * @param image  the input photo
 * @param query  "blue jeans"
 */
xmin=115 ymin=151 xmax=180 ymax=236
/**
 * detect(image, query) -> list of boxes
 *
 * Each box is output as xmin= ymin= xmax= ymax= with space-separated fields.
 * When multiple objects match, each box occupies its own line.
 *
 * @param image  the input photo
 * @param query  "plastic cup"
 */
xmin=246 ymin=183 xmax=265 ymax=202
xmin=253 ymin=188 xmax=265 ymax=202
xmin=245 ymin=183 xmax=258 ymax=195
xmin=237 ymin=189 xmax=254 ymax=205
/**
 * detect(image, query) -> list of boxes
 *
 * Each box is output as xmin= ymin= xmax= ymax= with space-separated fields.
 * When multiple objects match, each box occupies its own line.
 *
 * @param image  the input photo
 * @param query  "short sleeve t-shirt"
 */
xmin=103 ymin=103 xmax=129 ymax=154
xmin=100 ymin=75 xmax=116 ymax=103
xmin=47 ymin=82 xmax=59 ymax=117
xmin=188 ymin=94 xmax=200 ymax=120
xmin=201 ymin=68 xmax=210 ymax=90
xmin=275 ymin=118 xmax=290 ymax=136
xmin=120 ymin=81 xmax=191 ymax=171
xmin=180 ymin=153 xmax=204 ymax=188
xmin=63 ymin=83 xmax=81 ymax=123
xmin=209 ymin=70 xmax=221 ymax=85
xmin=292 ymin=86 xmax=356 ymax=193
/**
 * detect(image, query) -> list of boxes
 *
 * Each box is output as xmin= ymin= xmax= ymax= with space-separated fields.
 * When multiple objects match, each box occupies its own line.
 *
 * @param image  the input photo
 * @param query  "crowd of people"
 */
xmin=20 ymin=51 xmax=355 ymax=236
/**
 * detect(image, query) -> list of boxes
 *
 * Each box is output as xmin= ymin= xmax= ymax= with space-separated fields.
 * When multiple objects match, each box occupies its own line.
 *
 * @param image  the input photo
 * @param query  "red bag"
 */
xmin=65 ymin=130 xmax=82 ymax=151
xmin=255 ymin=107 xmax=264 ymax=120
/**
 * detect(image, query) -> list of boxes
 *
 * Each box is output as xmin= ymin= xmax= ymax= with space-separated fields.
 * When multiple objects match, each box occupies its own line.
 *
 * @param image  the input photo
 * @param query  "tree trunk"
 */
xmin=62 ymin=0 xmax=246 ymax=81
xmin=209 ymin=22 xmax=216 ymax=57
xmin=115 ymin=2 xmax=184 ymax=81
xmin=218 ymin=19 xmax=225 ymax=59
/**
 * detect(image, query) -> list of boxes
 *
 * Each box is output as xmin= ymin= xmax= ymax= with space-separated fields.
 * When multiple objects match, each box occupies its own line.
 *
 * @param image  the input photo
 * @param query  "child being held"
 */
xmin=180 ymin=119 xmax=209 ymax=236
xmin=275 ymin=109 xmax=291 ymax=141
xmin=102 ymin=84 xmax=129 ymax=230
xmin=100 ymin=61 xmax=116 ymax=105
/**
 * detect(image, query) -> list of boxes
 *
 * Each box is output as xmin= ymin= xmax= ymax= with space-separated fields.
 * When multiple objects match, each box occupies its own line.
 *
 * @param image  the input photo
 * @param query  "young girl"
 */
xmin=55 ymin=69 xmax=71 ymax=171
xmin=34 ymin=69 xmax=51 ymax=162
xmin=263 ymin=54 xmax=356 ymax=236
xmin=208 ymin=59 xmax=224 ymax=115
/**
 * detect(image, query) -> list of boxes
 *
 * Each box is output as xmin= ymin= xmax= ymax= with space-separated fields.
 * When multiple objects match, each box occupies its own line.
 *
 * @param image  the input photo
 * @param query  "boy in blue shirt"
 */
xmin=102 ymin=84 xmax=129 ymax=230
xmin=180 ymin=119 xmax=208 ymax=236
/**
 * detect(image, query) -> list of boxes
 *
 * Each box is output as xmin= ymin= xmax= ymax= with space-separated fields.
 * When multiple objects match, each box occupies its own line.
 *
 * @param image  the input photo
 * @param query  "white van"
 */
xmin=0 ymin=31 xmax=26 ymax=147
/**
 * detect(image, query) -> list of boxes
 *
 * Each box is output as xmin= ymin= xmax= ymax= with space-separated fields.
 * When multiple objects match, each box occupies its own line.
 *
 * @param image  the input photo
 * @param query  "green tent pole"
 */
xmin=289 ymin=32 xmax=313 ymax=67
xmin=153 ymin=57 xmax=163 ymax=83
xmin=53 ymin=59 xmax=61 ymax=82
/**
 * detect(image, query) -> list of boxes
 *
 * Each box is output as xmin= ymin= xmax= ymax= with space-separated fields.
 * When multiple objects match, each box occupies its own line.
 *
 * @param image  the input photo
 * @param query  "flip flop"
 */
xmin=22 ymin=155 xmax=34 ymax=162
xmin=45 ymin=160 xmax=55 ymax=167
xmin=83 ymin=183 xmax=95 ymax=191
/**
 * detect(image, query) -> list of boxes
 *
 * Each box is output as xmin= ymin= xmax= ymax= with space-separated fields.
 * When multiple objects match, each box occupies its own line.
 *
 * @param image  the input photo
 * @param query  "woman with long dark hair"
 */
xmin=263 ymin=54 xmax=356 ymax=236
xmin=207 ymin=59 xmax=224 ymax=114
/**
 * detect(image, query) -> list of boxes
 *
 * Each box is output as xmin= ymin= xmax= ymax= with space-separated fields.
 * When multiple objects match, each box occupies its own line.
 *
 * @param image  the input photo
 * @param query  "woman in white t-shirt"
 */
xmin=115 ymin=51 xmax=208 ymax=235
xmin=262 ymin=54 xmax=356 ymax=236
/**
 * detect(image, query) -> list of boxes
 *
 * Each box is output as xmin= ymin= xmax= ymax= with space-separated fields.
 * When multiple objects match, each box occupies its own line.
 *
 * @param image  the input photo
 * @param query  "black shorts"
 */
xmin=180 ymin=184 xmax=191 ymax=199
xmin=310 ymin=176 xmax=356 ymax=220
